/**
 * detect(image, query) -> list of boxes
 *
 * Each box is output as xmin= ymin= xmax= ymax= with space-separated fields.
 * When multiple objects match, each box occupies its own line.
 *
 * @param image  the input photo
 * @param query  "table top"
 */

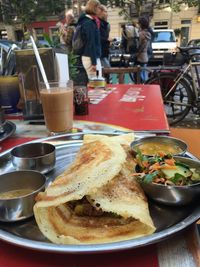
xmin=75 ymin=84 xmax=169 ymax=133
xmin=0 ymin=84 xmax=199 ymax=267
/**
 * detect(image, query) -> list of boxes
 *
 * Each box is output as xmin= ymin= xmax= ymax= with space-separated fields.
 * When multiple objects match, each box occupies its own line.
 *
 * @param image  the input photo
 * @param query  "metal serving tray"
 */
xmin=0 ymin=132 xmax=200 ymax=253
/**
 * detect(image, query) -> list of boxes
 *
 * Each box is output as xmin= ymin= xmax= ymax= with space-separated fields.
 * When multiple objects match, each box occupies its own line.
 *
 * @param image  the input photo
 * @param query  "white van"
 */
xmin=151 ymin=29 xmax=177 ymax=62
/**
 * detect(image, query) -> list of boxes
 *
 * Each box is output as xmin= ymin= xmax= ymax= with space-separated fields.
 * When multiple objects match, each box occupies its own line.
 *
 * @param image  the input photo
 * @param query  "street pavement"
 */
xmin=173 ymin=111 xmax=200 ymax=129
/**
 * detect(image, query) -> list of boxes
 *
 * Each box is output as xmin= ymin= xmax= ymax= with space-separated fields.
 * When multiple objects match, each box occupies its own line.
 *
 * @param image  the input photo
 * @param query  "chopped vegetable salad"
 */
xmin=133 ymin=151 xmax=200 ymax=186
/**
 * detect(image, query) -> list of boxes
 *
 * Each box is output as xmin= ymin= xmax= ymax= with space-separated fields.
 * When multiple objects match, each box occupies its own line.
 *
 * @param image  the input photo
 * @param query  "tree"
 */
xmin=100 ymin=0 xmax=200 ymax=21
xmin=0 ymin=0 xmax=66 ymax=31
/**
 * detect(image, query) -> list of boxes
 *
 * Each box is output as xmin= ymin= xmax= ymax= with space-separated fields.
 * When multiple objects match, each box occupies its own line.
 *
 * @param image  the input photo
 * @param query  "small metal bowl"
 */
xmin=130 ymin=136 xmax=187 ymax=157
xmin=0 ymin=170 xmax=46 ymax=222
xmin=11 ymin=142 xmax=56 ymax=174
xmin=138 ymin=156 xmax=200 ymax=206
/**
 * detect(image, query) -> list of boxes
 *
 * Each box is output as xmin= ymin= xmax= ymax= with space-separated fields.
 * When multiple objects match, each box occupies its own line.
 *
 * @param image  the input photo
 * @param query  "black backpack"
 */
xmin=72 ymin=24 xmax=85 ymax=55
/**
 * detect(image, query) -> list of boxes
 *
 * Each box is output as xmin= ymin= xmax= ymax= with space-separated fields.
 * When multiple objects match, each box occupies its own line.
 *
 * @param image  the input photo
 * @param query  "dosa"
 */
xmin=34 ymin=134 xmax=155 ymax=244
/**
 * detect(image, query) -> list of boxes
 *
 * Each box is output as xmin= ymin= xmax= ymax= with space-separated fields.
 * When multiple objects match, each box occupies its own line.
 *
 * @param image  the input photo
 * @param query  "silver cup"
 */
xmin=11 ymin=142 xmax=56 ymax=174
xmin=0 ymin=170 xmax=46 ymax=222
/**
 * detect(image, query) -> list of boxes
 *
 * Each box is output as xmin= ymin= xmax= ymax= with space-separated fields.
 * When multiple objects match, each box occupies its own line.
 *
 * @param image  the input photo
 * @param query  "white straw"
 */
xmin=30 ymin=36 xmax=50 ymax=90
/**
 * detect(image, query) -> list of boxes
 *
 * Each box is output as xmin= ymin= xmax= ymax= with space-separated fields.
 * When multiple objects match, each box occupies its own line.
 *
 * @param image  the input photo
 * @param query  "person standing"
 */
xmin=76 ymin=0 xmax=102 ymax=79
xmin=147 ymin=25 xmax=154 ymax=61
xmin=136 ymin=16 xmax=151 ymax=83
xmin=120 ymin=25 xmax=128 ymax=53
xmin=97 ymin=4 xmax=111 ymax=68
xmin=121 ymin=22 xmax=139 ymax=55
xmin=59 ymin=10 xmax=76 ymax=53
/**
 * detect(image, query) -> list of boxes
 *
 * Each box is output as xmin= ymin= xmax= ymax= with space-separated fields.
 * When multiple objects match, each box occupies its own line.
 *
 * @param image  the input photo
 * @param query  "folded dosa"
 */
xmin=34 ymin=134 xmax=155 ymax=244
xmin=36 ymin=135 xmax=126 ymax=207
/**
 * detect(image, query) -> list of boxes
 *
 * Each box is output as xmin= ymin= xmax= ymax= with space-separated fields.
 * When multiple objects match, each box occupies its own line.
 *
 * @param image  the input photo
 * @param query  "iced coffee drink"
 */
xmin=40 ymin=81 xmax=73 ymax=134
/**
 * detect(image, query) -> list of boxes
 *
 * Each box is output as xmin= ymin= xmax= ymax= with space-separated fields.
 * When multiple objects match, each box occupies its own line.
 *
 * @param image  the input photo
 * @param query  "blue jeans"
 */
xmin=140 ymin=63 xmax=147 ymax=83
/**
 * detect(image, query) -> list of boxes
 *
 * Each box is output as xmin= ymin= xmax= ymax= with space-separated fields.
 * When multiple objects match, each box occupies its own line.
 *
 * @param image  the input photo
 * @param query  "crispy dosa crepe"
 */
xmin=35 ymin=136 xmax=126 ymax=207
xmin=34 ymin=134 xmax=155 ymax=244
xmin=83 ymin=133 xmax=135 ymax=146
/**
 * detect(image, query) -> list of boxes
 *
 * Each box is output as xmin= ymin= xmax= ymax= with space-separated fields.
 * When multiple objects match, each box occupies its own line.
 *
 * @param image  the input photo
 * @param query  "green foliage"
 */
xmin=99 ymin=0 xmax=199 ymax=20
xmin=0 ymin=0 xmax=65 ymax=27
xmin=68 ymin=53 xmax=79 ymax=80
xmin=174 ymin=28 xmax=181 ymax=37
xmin=43 ymin=33 xmax=78 ymax=80
xmin=43 ymin=33 xmax=60 ymax=48
xmin=1 ymin=0 xmax=38 ymax=25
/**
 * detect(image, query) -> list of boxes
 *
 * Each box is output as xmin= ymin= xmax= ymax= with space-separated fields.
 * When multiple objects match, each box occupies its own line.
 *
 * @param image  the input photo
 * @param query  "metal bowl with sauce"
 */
xmin=130 ymin=136 xmax=187 ymax=157
xmin=11 ymin=142 xmax=56 ymax=174
xmin=138 ymin=156 xmax=200 ymax=206
xmin=0 ymin=170 xmax=46 ymax=222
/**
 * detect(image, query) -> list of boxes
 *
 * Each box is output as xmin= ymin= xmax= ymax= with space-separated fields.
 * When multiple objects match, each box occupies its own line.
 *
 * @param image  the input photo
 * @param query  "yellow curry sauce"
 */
xmin=0 ymin=188 xmax=33 ymax=199
xmin=136 ymin=142 xmax=182 ymax=156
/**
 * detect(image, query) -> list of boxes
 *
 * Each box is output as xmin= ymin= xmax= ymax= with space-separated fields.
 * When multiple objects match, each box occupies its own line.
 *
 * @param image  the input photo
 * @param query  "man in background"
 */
xmin=59 ymin=10 xmax=76 ymax=53
xmin=121 ymin=22 xmax=139 ymax=55
xmin=97 ymin=5 xmax=111 ymax=68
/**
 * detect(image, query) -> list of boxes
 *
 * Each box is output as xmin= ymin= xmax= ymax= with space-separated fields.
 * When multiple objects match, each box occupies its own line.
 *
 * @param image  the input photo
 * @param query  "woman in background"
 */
xmin=77 ymin=0 xmax=102 ymax=79
xmin=136 ymin=16 xmax=151 ymax=83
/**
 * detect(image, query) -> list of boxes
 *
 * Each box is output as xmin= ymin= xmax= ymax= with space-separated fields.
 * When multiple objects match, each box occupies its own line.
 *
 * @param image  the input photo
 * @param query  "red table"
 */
xmin=1 ymin=84 xmax=199 ymax=267
xmin=75 ymin=84 xmax=169 ymax=133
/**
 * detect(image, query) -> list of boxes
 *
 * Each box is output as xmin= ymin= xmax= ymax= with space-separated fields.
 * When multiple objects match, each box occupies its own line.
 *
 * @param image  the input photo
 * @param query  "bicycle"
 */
xmin=145 ymin=46 xmax=200 ymax=125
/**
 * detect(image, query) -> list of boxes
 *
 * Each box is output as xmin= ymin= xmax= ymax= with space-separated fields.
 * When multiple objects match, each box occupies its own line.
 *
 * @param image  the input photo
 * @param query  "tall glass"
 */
xmin=40 ymin=81 xmax=73 ymax=135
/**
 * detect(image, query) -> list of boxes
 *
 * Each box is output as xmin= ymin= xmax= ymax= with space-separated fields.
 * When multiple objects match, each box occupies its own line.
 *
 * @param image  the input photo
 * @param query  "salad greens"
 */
xmin=133 ymin=151 xmax=200 ymax=186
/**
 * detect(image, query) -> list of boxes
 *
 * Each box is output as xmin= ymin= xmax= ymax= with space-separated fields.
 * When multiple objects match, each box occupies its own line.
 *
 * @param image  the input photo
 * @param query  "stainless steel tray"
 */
xmin=0 ymin=132 xmax=200 ymax=253
xmin=0 ymin=121 xmax=16 ymax=142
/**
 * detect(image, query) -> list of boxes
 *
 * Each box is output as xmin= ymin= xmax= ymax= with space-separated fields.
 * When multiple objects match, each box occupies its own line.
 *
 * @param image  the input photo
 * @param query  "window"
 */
xmin=49 ymin=27 xmax=59 ymax=42
xmin=159 ymin=0 xmax=170 ymax=4
xmin=181 ymin=20 xmax=191 ymax=25
xmin=153 ymin=31 xmax=176 ymax=42
xmin=34 ymin=28 xmax=44 ymax=41
xmin=0 ymin=29 xmax=8 ymax=39
xmin=35 ymin=28 xmax=44 ymax=35
xmin=154 ymin=21 xmax=169 ymax=29
xmin=155 ymin=21 xmax=168 ymax=26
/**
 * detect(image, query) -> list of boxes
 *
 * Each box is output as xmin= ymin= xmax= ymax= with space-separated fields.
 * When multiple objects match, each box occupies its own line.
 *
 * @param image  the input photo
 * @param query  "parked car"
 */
xmin=186 ymin=39 xmax=200 ymax=62
xmin=187 ymin=39 xmax=200 ymax=47
xmin=149 ymin=29 xmax=177 ymax=65
xmin=0 ymin=39 xmax=20 ymax=75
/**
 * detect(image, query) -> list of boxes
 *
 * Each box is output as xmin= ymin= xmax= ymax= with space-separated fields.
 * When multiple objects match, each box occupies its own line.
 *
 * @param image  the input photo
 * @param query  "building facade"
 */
xmin=108 ymin=4 xmax=200 ymax=46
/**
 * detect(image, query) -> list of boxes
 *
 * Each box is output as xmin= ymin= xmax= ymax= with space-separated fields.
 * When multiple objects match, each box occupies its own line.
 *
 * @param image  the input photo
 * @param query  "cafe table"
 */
xmin=0 ymin=84 xmax=200 ymax=267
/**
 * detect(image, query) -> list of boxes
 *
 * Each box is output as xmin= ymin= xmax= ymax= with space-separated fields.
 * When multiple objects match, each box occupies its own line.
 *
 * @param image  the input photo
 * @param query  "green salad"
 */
xmin=133 ymin=151 xmax=200 ymax=186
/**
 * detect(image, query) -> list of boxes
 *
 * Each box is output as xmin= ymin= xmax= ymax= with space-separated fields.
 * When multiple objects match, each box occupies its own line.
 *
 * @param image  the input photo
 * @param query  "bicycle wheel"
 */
xmin=146 ymin=72 xmax=194 ymax=125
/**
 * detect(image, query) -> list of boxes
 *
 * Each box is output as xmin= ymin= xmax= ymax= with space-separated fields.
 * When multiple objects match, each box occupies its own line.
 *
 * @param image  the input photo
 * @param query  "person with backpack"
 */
xmin=120 ymin=25 xmax=128 ymax=53
xmin=121 ymin=22 xmax=139 ymax=55
xmin=59 ymin=10 xmax=76 ymax=53
xmin=73 ymin=0 xmax=102 ymax=80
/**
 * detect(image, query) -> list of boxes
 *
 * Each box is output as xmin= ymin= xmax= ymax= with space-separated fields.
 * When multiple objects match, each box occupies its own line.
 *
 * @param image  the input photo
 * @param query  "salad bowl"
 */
xmin=134 ymin=156 xmax=200 ymax=206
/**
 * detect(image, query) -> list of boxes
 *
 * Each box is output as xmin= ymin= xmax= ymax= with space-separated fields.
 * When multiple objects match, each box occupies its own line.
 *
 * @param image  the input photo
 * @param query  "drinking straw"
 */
xmin=30 ymin=36 xmax=50 ymax=90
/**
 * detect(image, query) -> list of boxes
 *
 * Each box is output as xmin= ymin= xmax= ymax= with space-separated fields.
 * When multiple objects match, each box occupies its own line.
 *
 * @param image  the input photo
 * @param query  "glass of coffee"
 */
xmin=40 ymin=81 xmax=73 ymax=135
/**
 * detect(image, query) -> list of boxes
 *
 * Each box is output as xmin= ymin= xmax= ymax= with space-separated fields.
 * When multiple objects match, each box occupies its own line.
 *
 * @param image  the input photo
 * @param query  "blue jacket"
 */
xmin=78 ymin=14 xmax=101 ymax=65
xmin=99 ymin=19 xmax=110 ymax=58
